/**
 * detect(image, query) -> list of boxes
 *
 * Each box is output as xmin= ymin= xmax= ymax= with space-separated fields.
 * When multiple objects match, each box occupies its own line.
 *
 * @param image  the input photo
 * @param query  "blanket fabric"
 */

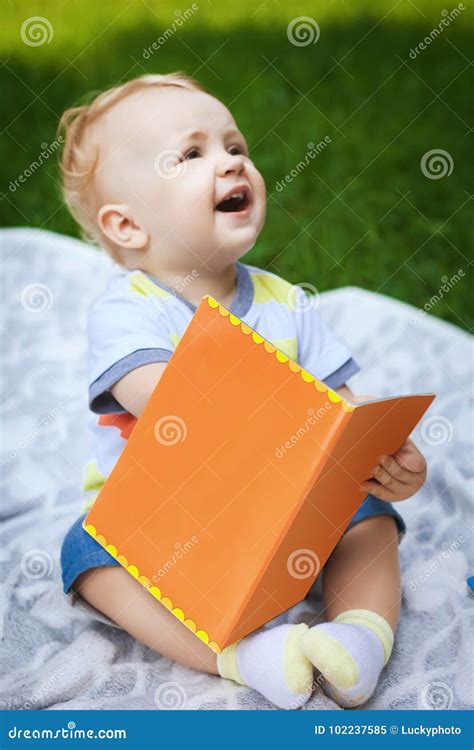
xmin=0 ymin=228 xmax=472 ymax=711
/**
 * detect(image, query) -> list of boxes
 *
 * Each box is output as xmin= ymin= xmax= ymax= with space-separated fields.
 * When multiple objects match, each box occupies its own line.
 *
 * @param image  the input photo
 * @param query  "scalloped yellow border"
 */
xmin=205 ymin=295 xmax=354 ymax=413
xmin=83 ymin=522 xmax=222 ymax=654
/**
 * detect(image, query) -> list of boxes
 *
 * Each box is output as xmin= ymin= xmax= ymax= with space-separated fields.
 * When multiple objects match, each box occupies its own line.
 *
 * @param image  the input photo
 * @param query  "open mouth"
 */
xmin=215 ymin=186 xmax=251 ymax=214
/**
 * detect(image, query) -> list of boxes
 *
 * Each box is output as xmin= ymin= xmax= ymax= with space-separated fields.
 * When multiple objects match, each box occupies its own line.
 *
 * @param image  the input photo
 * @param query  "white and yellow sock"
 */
xmin=299 ymin=609 xmax=394 ymax=708
xmin=217 ymin=623 xmax=314 ymax=710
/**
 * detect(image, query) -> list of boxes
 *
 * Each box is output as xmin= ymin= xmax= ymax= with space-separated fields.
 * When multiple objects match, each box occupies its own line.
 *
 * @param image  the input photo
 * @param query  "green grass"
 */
xmin=1 ymin=0 xmax=472 ymax=330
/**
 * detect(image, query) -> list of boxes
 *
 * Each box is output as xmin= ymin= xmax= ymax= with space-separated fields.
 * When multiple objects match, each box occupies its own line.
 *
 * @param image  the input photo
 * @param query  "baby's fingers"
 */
xmin=378 ymin=454 xmax=412 ymax=484
xmin=360 ymin=480 xmax=399 ymax=501
xmin=370 ymin=462 xmax=397 ymax=488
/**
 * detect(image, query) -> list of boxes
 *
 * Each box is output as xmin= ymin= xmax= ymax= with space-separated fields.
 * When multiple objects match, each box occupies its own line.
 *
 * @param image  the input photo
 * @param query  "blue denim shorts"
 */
xmin=60 ymin=495 xmax=406 ymax=595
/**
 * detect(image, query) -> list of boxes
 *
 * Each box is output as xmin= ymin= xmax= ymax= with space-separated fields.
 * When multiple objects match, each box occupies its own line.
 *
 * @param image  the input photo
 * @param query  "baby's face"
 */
xmin=94 ymin=87 xmax=266 ymax=272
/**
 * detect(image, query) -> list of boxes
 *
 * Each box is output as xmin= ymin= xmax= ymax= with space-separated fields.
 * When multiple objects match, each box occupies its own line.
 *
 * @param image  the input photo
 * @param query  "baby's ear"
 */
xmin=98 ymin=204 xmax=148 ymax=249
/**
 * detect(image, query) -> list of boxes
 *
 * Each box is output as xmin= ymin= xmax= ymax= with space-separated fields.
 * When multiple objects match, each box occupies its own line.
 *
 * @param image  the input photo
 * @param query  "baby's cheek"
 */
xmin=254 ymin=174 xmax=267 ymax=228
xmin=252 ymin=168 xmax=266 ymax=201
xmin=184 ymin=175 xmax=214 ymax=213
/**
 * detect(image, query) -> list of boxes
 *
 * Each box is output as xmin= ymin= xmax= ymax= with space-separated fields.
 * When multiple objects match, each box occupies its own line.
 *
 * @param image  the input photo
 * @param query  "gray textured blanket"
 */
xmin=0 ymin=228 xmax=472 ymax=711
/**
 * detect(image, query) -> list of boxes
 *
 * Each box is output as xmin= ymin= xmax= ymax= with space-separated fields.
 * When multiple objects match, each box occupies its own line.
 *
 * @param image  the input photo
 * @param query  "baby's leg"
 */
xmin=74 ymin=566 xmax=218 ymax=673
xmin=300 ymin=515 xmax=400 ymax=707
xmin=74 ymin=566 xmax=314 ymax=709
xmin=322 ymin=514 xmax=401 ymax=630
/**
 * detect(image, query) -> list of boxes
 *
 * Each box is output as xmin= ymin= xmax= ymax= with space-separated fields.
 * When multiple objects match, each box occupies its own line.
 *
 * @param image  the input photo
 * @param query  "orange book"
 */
xmin=84 ymin=295 xmax=434 ymax=653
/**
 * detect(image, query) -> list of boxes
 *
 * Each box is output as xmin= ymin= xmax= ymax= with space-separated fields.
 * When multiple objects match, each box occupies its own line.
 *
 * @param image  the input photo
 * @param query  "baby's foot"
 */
xmin=298 ymin=609 xmax=394 ymax=708
xmin=217 ymin=623 xmax=314 ymax=709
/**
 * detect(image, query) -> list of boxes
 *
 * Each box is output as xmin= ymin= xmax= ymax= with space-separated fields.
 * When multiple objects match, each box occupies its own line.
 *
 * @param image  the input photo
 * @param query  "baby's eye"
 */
xmin=184 ymin=148 xmax=200 ymax=160
xmin=228 ymin=145 xmax=245 ymax=156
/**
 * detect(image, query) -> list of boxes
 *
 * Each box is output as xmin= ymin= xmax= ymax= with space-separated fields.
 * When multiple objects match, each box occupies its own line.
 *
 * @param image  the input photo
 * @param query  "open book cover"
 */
xmin=84 ymin=295 xmax=435 ymax=653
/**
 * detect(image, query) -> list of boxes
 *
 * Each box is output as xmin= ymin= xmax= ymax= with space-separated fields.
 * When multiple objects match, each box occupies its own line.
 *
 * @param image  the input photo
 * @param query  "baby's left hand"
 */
xmin=361 ymin=438 xmax=427 ymax=501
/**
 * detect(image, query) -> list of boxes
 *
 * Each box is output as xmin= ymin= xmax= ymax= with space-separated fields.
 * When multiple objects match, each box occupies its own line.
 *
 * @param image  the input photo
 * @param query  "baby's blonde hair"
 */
xmin=57 ymin=72 xmax=205 ymax=259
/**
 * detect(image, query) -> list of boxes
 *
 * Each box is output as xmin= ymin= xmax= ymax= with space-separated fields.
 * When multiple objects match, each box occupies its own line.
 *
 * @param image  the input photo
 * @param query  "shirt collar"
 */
xmin=142 ymin=261 xmax=254 ymax=318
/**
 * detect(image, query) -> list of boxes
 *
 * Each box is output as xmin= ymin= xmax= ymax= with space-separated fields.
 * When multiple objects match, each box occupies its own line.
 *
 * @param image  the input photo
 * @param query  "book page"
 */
xmin=348 ymin=393 xmax=435 ymax=407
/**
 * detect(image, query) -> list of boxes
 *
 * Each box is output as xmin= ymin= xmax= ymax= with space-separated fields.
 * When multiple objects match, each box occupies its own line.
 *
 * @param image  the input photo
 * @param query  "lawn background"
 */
xmin=1 ymin=0 xmax=472 ymax=330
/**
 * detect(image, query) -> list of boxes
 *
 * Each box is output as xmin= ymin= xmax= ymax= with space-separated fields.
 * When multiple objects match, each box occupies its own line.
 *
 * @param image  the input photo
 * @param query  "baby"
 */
xmin=59 ymin=73 xmax=427 ymax=710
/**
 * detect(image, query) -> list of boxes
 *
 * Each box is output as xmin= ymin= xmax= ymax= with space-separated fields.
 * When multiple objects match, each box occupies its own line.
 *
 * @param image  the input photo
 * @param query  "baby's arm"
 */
xmin=110 ymin=361 xmax=168 ymax=416
xmin=337 ymin=384 xmax=427 ymax=501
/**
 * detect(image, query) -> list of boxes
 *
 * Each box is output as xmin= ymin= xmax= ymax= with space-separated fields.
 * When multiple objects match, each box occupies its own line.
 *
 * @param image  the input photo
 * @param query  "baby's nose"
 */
xmin=219 ymin=153 xmax=245 ymax=176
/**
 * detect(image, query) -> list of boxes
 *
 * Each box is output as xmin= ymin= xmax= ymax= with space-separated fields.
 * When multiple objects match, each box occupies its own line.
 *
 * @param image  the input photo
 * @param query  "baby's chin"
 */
xmin=207 ymin=232 xmax=259 ymax=269
xmin=214 ymin=218 xmax=263 ymax=257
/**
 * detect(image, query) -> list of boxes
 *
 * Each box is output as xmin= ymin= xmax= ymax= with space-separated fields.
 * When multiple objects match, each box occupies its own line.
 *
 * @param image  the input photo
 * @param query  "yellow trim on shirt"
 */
xmin=250 ymin=272 xmax=295 ymax=305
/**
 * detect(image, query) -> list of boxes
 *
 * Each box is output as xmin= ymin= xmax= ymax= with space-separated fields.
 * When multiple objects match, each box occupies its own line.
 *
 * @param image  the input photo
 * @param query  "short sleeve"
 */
xmin=294 ymin=290 xmax=360 ymax=390
xmin=87 ymin=281 xmax=174 ymax=414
